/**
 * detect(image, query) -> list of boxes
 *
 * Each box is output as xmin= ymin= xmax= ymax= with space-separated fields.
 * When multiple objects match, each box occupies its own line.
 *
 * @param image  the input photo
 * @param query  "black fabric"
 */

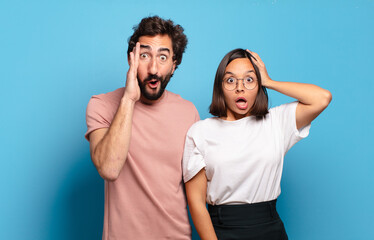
xmin=208 ymin=200 xmax=288 ymax=240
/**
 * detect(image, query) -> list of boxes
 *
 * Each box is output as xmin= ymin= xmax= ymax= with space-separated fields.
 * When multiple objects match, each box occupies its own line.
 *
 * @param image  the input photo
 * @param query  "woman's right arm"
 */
xmin=185 ymin=169 xmax=218 ymax=240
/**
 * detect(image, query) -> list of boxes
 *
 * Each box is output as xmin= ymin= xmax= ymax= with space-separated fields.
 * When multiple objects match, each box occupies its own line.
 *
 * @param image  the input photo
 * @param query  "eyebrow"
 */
xmin=140 ymin=45 xmax=171 ymax=54
xmin=140 ymin=44 xmax=151 ymax=50
xmin=224 ymin=70 xmax=255 ymax=76
xmin=159 ymin=47 xmax=170 ymax=54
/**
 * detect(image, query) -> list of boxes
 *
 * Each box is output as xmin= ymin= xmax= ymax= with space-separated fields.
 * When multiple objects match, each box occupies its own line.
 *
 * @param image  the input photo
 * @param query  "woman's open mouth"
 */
xmin=235 ymin=97 xmax=248 ymax=110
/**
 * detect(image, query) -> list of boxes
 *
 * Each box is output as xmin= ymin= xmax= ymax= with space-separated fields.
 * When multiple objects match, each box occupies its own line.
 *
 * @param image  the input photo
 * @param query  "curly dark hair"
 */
xmin=127 ymin=16 xmax=188 ymax=70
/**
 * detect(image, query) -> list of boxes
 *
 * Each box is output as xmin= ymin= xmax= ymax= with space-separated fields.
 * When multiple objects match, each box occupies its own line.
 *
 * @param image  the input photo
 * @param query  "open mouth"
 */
xmin=147 ymin=79 xmax=159 ymax=89
xmin=235 ymin=97 xmax=248 ymax=110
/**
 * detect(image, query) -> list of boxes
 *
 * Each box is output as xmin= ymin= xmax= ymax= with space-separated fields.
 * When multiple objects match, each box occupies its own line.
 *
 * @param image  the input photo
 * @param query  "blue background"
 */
xmin=1 ymin=0 xmax=373 ymax=239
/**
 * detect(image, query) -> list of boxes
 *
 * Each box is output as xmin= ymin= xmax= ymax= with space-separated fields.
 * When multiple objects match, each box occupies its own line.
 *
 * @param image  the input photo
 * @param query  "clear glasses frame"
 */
xmin=222 ymin=77 xmax=257 ymax=91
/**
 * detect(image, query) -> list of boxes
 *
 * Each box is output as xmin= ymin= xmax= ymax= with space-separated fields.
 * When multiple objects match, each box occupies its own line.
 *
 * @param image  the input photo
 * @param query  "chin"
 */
xmin=237 ymin=112 xmax=250 ymax=118
xmin=234 ymin=107 xmax=250 ymax=115
xmin=143 ymin=88 xmax=163 ymax=100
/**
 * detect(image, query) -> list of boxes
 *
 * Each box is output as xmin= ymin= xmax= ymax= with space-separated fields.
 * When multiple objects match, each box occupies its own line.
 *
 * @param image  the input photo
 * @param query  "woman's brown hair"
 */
xmin=209 ymin=48 xmax=269 ymax=118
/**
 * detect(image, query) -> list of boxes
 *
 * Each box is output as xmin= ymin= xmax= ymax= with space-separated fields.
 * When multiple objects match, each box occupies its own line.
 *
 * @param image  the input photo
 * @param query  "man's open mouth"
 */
xmin=147 ymin=79 xmax=159 ymax=89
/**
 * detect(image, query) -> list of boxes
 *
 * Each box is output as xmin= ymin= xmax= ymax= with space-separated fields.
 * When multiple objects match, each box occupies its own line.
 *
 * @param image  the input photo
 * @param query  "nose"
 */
xmin=148 ymin=58 xmax=158 ymax=75
xmin=235 ymin=79 xmax=245 ymax=92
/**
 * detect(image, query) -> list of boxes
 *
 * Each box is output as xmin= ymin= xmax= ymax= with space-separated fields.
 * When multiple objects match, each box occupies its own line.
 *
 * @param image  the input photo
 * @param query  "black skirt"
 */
xmin=208 ymin=199 xmax=288 ymax=240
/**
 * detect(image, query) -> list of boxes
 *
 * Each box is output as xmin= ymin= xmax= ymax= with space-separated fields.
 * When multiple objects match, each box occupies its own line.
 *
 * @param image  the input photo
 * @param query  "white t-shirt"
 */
xmin=182 ymin=102 xmax=311 ymax=205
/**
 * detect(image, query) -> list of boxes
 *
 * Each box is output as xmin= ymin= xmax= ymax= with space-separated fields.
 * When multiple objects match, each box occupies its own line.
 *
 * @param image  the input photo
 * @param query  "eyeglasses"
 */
xmin=222 ymin=77 xmax=257 ymax=91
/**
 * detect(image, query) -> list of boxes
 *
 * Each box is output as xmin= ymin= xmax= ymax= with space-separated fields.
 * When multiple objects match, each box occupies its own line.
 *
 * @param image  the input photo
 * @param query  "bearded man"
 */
xmin=85 ymin=16 xmax=199 ymax=240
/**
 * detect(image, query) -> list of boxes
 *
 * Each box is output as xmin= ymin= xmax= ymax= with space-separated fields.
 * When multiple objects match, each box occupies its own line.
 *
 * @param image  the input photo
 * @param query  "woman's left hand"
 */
xmin=246 ymin=50 xmax=272 ymax=87
xmin=245 ymin=49 xmax=332 ymax=130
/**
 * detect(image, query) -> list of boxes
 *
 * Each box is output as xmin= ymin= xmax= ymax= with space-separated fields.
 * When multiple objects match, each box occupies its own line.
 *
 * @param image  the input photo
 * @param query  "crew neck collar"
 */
xmin=217 ymin=115 xmax=255 ymax=123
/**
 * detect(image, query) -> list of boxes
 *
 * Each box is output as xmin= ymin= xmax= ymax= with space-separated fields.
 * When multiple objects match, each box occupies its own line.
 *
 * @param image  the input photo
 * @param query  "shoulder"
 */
xmin=187 ymin=117 xmax=217 ymax=136
xmin=89 ymin=87 xmax=125 ymax=105
xmin=268 ymin=101 xmax=298 ymax=116
xmin=165 ymin=90 xmax=199 ymax=117
xmin=167 ymin=91 xmax=195 ymax=107
xmin=87 ymin=87 xmax=125 ymax=117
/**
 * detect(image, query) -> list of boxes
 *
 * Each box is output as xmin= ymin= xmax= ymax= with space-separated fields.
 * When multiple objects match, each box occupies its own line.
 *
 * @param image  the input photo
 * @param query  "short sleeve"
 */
xmin=182 ymin=123 xmax=206 ymax=183
xmin=270 ymin=101 xmax=311 ymax=153
xmin=85 ymin=96 xmax=111 ymax=141
xmin=193 ymin=106 xmax=200 ymax=123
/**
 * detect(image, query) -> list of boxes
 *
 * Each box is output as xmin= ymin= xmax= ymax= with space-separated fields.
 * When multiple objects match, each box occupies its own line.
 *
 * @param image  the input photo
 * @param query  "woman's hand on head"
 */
xmin=246 ymin=50 xmax=272 ymax=87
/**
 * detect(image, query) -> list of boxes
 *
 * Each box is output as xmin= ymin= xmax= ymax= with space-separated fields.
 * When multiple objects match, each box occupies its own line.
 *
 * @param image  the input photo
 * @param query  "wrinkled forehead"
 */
xmin=138 ymin=35 xmax=173 ymax=54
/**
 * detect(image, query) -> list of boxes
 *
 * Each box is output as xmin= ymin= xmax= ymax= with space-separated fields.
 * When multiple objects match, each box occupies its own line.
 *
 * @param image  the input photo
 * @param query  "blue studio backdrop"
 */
xmin=1 ymin=0 xmax=373 ymax=239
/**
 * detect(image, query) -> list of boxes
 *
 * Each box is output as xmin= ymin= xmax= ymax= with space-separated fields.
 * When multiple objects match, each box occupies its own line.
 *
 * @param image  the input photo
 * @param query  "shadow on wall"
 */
xmin=48 ymin=152 xmax=104 ymax=240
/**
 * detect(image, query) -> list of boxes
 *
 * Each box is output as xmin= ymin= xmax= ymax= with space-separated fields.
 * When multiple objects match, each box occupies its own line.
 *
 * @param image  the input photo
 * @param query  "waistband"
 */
xmin=208 ymin=199 xmax=279 ymax=226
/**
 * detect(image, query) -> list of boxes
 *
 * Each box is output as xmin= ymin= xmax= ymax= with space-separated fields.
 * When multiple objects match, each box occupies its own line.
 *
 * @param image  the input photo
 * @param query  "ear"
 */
xmin=171 ymin=61 xmax=176 ymax=75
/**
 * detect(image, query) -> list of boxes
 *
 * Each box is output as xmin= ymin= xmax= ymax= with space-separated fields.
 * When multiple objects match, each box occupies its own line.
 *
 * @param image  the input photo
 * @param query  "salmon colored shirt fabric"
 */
xmin=85 ymin=88 xmax=199 ymax=240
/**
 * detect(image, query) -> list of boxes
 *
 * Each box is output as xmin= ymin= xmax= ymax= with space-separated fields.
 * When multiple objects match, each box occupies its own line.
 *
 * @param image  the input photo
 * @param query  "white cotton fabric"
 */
xmin=182 ymin=102 xmax=311 ymax=205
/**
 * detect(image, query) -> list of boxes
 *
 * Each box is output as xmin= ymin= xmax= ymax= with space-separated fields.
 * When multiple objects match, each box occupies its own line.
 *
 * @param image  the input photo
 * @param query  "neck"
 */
xmin=222 ymin=110 xmax=250 ymax=121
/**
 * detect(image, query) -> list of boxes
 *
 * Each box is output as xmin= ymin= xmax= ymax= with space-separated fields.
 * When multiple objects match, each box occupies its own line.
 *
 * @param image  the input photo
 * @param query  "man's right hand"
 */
xmin=89 ymin=43 xmax=141 ymax=181
xmin=124 ymin=42 xmax=141 ymax=102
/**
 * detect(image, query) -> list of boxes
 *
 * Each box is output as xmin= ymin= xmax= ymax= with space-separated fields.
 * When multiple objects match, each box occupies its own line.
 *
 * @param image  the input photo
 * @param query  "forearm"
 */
xmin=189 ymin=202 xmax=217 ymax=240
xmin=265 ymin=79 xmax=332 ymax=128
xmin=265 ymin=79 xmax=332 ymax=107
xmin=93 ymin=96 xmax=135 ymax=181
xmin=247 ymin=50 xmax=331 ymax=128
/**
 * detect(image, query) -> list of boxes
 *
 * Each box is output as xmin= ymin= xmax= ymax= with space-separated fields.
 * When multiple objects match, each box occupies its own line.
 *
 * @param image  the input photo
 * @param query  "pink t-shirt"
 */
xmin=85 ymin=88 xmax=199 ymax=240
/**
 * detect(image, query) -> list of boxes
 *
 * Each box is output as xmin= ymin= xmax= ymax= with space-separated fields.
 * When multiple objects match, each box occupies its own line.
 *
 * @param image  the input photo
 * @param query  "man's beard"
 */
xmin=138 ymin=73 xmax=172 ymax=101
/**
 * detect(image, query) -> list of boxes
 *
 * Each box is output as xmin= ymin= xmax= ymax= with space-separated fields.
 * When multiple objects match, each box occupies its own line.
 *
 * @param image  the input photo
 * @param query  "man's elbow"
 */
xmin=92 ymin=157 xmax=121 ymax=181
xmin=98 ymin=167 xmax=121 ymax=182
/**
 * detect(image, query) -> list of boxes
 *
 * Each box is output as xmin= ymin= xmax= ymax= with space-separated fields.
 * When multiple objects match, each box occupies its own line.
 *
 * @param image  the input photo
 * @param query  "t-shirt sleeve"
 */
xmin=193 ymin=105 xmax=200 ymax=122
xmin=182 ymin=123 xmax=206 ymax=183
xmin=271 ymin=101 xmax=311 ymax=153
xmin=85 ymin=95 xmax=111 ymax=141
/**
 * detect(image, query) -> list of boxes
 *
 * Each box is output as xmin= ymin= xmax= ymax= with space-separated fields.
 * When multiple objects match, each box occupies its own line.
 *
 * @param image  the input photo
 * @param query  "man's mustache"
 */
xmin=144 ymin=74 xmax=162 ymax=82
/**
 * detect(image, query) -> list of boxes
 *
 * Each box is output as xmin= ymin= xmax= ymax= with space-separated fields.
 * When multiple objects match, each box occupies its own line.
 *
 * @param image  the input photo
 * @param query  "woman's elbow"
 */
xmin=188 ymin=199 xmax=207 ymax=215
xmin=319 ymin=89 xmax=332 ymax=109
xmin=186 ymin=192 xmax=206 ymax=212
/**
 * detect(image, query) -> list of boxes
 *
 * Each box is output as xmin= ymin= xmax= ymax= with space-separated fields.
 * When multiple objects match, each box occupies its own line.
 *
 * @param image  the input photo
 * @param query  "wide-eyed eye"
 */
xmin=244 ymin=77 xmax=254 ymax=83
xmin=159 ymin=55 xmax=167 ymax=61
xmin=226 ymin=77 xmax=236 ymax=84
xmin=140 ymin=53 xmax=149 ymax=59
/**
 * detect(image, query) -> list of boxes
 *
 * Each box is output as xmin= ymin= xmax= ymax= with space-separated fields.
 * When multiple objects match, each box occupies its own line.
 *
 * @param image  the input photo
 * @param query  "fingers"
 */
xmin=129 ymin=42 xmax=140 ymax=70
xmin=246 ymin=49 xmax=261 ymax=61
xmin=246 ymin=49 xmax=257 ymax=61
xmin=246 ymin=49 xmax=265 ymax=66
xmin=125 ymin=43 xmax=141 ymax=101
xmin=133 ymin=42 xmax=140 ymax=70
xmin=129 ymin=51 xmax=134 ymax=68
xmin=246 ymin=49 xmax=271 ymax=84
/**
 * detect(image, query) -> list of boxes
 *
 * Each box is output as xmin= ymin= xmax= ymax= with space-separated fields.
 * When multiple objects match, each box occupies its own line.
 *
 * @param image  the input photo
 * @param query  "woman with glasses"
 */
xmin=182 ymin=48 xmax=332 ymax=240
